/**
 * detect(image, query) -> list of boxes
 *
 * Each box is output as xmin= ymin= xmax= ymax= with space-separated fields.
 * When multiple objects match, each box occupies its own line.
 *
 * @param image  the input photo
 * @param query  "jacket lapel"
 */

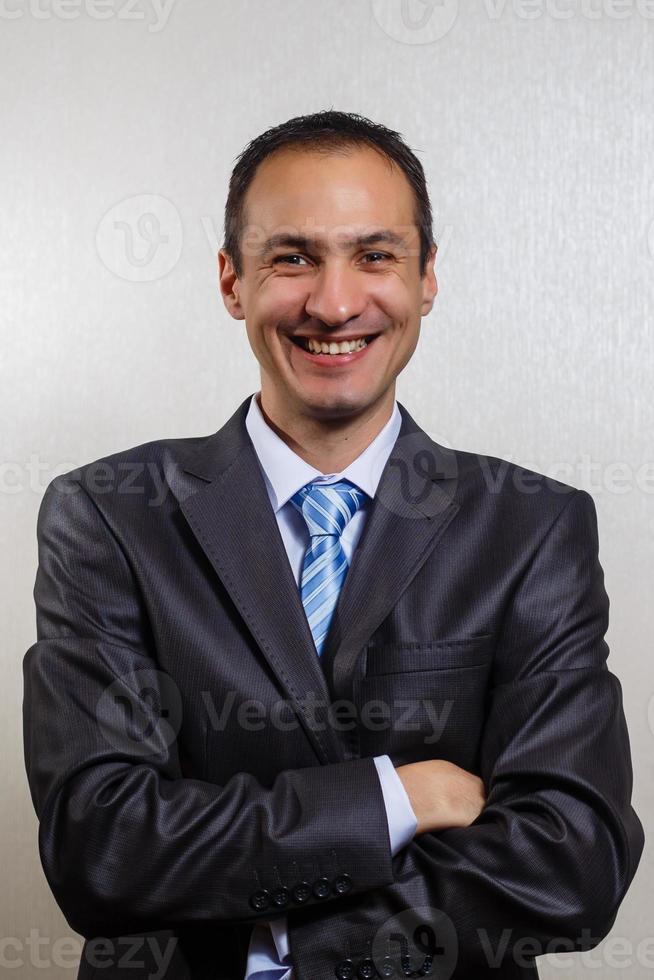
xmin=169 ymin=394 xmax=461 ymax=765
xmin=320 ymin=408 xmax=461 ymax=709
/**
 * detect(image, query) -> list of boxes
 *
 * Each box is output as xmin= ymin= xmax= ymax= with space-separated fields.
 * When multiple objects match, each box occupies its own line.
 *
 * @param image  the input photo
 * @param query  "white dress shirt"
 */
xmin=242 ymin=391 xmax=418 ymax=980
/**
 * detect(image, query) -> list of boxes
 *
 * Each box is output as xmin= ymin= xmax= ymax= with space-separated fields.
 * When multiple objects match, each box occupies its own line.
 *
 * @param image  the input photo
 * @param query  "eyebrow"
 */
xmin=260 ymin=229 xmax=410 ymax=255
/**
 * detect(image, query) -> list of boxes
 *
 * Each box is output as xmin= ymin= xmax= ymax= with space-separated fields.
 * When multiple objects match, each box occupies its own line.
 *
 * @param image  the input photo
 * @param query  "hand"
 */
xmin=395 ymin=759 xmax=487 ymax=835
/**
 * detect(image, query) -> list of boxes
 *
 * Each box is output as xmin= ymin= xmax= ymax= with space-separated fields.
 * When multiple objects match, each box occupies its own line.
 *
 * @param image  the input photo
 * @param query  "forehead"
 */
xmin=242 ymin=146 xmax=417 ymax=236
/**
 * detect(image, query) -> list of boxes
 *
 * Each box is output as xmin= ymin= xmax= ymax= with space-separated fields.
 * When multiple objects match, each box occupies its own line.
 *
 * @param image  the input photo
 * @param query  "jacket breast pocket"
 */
xmin=357 ymin=634 xmax=495 ymax=768
xmin=364 ymin=633 xmax=495 ymax=677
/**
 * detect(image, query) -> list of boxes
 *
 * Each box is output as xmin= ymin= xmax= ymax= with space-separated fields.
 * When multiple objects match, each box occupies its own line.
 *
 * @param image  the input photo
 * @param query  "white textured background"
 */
xmin=2 ymin=1 xmax=653 ymax=976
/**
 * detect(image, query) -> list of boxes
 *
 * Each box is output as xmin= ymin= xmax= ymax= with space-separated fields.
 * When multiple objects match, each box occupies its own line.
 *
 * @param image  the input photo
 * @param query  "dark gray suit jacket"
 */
xmin=22 ymin=394 xmax=644 ymax=979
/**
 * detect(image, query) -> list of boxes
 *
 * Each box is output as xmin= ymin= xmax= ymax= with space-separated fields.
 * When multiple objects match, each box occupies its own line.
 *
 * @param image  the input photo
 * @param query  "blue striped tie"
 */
xmin=290 ymin=479 xmax=366 ymax=657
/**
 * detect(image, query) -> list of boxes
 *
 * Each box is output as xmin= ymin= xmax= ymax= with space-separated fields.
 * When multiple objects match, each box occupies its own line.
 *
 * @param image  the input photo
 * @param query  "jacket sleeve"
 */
xmin=22 ymin=475 xmax=395 ymax=939
xmin=306 ymin=488 xmax=644 ymax=975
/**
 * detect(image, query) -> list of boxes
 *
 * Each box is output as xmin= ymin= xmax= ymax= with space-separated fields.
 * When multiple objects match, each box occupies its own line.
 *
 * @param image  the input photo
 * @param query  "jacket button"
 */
xmin=249 ymin=889 xmax=270 ymax=911
xmin=312 ymin=876 xmax=332 ymax=899
xmin=378 ymin=957 xmax=395 ymax=977
xmin=333 ymin=873 xmax=353 ymax=895
xmin=272 ymin=886 xmax=290 ymax=908
xmin=334 ymin=959 xmax=355 ymax=979
xmin=357 ymin=959 xmax=376 ymax=979
xmin=292 ymin=880 xmax=312 ymax=904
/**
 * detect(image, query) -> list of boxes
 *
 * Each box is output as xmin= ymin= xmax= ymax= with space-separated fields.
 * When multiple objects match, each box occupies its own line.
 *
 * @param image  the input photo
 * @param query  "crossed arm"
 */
xmin=23 ymin=476 xmax=644 ymax=970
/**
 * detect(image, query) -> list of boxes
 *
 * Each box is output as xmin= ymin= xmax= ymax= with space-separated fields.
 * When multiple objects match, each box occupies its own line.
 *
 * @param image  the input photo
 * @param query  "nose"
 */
xmin=304 ymin=259 xmax=367 ymax=328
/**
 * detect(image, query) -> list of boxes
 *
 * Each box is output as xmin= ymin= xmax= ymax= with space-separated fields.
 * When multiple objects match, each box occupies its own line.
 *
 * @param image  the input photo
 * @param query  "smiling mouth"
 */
xmin=290 ymin=333 xmax=381 ymax=355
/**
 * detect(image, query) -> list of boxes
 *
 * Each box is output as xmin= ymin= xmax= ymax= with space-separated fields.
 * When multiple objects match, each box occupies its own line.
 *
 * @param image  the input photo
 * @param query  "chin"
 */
xmin=298 ymin=387 xmax=375 ymax=420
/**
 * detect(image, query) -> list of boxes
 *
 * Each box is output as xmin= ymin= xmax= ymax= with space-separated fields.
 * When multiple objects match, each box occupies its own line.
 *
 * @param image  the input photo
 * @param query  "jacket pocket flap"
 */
xmin=365 ymin=633 xmax=495 ymax=677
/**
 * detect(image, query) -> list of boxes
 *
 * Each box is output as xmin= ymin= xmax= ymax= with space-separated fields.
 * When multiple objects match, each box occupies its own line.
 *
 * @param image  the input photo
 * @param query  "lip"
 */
xmin=288 ymin=334 xmax=380 ymax=367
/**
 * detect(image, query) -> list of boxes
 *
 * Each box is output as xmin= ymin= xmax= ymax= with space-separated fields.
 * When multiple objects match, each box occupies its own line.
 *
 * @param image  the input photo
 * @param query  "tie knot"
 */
xmin=290 ymin=479 xmax=366 ymax=538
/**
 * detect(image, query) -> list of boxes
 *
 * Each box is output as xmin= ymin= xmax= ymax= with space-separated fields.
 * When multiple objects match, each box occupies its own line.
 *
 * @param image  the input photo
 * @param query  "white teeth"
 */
xmin=305 ymin=337 xmax=369 ymax=354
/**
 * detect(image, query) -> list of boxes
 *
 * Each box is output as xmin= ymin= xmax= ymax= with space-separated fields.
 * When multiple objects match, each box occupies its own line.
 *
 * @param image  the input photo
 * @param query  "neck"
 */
xmin=256 ymin=388 xmax=396 ymax=474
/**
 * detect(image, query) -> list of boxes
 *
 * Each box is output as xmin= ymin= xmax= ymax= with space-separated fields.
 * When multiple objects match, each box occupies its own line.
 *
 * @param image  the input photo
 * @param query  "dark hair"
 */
xmin=222 ymin=109 xmax=436 ymax=278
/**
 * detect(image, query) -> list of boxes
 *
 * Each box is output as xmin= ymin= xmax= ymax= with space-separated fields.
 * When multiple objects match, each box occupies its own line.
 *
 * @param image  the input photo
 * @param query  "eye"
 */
xmin=362 ymin=251 xmax=391 ymax=264
xmin=273 ymin=254 xmax=310 ymax=266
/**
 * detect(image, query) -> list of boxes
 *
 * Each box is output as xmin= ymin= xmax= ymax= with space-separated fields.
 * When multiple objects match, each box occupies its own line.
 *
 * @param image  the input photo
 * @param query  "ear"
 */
xmin=218 ymin=249 xmax=245 ymax=320
xmin=420 ymin=244 xmax=438 ymax=316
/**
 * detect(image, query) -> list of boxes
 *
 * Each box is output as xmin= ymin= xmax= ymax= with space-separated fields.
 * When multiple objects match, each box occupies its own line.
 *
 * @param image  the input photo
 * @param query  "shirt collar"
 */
xmin=245 ymin=391 xmax=402 ymax=513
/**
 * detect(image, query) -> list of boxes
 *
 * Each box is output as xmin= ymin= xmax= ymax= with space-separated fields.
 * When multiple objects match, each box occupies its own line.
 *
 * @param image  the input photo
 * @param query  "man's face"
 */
xmin=219 ymin=146 xmax=437 ymax=421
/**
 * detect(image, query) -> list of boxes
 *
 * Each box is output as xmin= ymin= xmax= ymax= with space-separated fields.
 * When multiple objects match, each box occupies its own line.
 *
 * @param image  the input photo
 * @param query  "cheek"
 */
xmin=255 ymin=278 xmax=309 ymax=324
xmin=369 ymin=278 xmax=414 ymax=324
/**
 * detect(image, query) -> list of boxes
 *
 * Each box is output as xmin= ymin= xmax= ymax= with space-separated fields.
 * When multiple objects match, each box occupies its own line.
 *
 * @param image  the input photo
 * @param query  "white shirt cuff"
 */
xmin=373 ymin=754 xmax=418 ymax=856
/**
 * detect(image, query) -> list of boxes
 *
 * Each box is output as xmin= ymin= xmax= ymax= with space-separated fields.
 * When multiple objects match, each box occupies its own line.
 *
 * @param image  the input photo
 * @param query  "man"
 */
xmin=23 ymin=110 xmax=644 ymax=980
